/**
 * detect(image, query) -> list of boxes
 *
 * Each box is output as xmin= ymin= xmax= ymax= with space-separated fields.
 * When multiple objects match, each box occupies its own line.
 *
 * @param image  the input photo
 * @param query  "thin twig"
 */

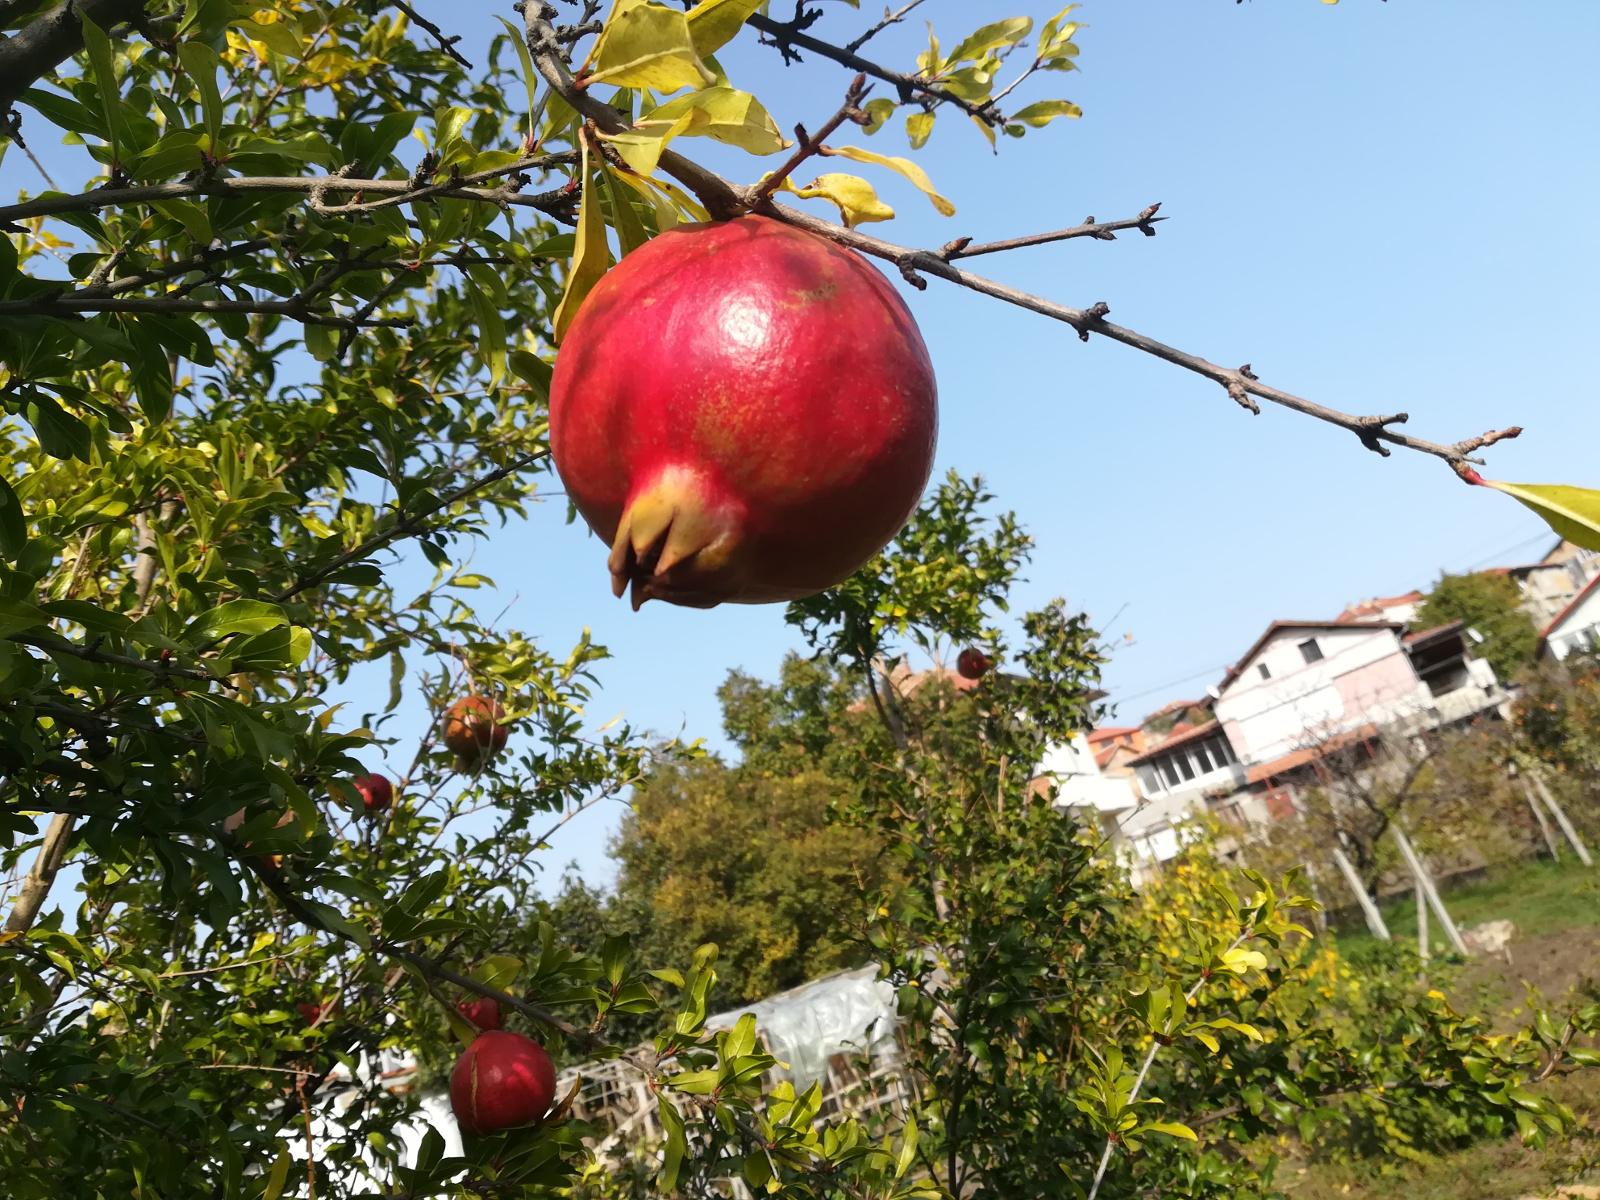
xmin=940 ymin=206 xmax=1164 ymax=260
xmin=4 ymin=811 xmax=77 ymax=933
xmin=0 ymin=296 xmax=414 ymax=326
xmin=392 ymin=0 xmax=472 ymax=68
xmin=0 ymin=154 xmax=577 ymax=226
xmin=750 ymin=74 xmax=872 ymax=205
xmin=845 ymin=0 xmax=929 ymax=53
xmin=748 ymin=11 xmax=1007 ymax=124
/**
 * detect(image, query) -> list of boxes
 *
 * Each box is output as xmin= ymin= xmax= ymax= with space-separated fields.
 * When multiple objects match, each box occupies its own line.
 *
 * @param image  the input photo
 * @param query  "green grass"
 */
xmin=1329 ymin=857 xmax=1600 ymax=962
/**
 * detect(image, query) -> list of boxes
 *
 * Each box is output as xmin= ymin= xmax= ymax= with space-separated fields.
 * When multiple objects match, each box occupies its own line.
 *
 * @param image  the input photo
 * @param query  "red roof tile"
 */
xmin=1127 ymin=720 xmax=1223 ymax=766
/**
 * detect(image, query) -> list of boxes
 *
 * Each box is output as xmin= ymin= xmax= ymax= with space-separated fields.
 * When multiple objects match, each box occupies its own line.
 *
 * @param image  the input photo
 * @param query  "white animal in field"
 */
xmin=1461 ymin=919 xmax=1516 ymax=964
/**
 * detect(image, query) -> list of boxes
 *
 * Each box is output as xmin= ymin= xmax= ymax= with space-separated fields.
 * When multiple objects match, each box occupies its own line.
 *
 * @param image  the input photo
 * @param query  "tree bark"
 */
xmin=5 ymin=811 xmax=76 ymax=934
xmin=0 ymin=0 xmax=150 ymax=110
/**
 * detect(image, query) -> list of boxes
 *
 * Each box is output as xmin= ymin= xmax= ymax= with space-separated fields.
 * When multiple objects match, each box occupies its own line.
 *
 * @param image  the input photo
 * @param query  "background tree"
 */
xmin=609 ymin=755 xmax=895 ymax=1005
xmin=1414 ymin=572 xmax=1540 ymax=683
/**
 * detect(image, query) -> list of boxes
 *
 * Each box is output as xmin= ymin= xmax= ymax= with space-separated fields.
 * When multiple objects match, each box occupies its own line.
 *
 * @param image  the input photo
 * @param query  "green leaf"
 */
xmin=472 ymin=955 xmax=523 ymax=993
xmin=551 ymin=150 xmax=613 ymax=343
xmin=1140 ymin=1120 xmax=1198 ymax=1141
xmin=228 ymin=625 xmax=312 ymax=669
xmin=659 ymin=1097 xmax=687 ymax=1190
xmin=0 ymin=475 xmax=25 ymax=560
xmin=0 ymin=597 xmax=50 ymax=638
xmin=947 ymin=17 xmax=1033 ymax=65
xmin=183 ymin=599 xmax=290 ymax=642
xmin=260 ymin=1148 xmax=291 ymax=1200
xmin=1009 ymin=99 xmax=1083 ymax=128
xmin=823 ymin=145 xmax=956 ymax=216
xmin=685 ymin=0 xmax=762 ymax=56
xmin=177 ymin=41 xmax=224 ymax=150
xmin=587 ymin=0 xmax=715 ymax=92
xmin=78 ymin=11 xmax=124 ymax=163
xmin=895 ymin=1115 xmax=919 ymax=1178
xmin=1474 ymin=479 xmax=1600 ymax=552
xmin=608 ymin=87 xmax=787 ymax=174
xmin=496 ymin=16 xmax=541 ymax=139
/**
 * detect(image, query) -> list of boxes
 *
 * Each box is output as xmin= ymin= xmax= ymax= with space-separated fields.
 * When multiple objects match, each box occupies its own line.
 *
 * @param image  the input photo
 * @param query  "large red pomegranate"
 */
xmin=449 ymin=1030 xmax=557 ymax=1135
xmin=550 ymin=214 xmax=938 ymax=608
xmin=956 ymin=648 xmax=994 ymax=680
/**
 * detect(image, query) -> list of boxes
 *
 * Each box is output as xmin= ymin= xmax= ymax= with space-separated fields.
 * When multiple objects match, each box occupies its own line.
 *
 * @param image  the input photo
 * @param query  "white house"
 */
xmin=1037 ymin=731 xmax=1139 ymax=839
xmin=1538 ymin=574 xmax=1600 ymax=660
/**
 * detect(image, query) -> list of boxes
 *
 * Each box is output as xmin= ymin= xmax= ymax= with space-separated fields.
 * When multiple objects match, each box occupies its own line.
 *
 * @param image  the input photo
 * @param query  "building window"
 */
xmin=1298 ymin=638 xmax=1323 ymax=664
xmin=1160 ymin=758 xmax=1183 ymax=789
xmin=1257 ymin=663 xmax=1271 ymax=680
xmin=1175 ymin=752 xmax=1195 ymax=782
xmin=1208 ymin=737 xmax=1235 ymax=766
xmin=1191 ymin=742 xmax=1215 ymax=773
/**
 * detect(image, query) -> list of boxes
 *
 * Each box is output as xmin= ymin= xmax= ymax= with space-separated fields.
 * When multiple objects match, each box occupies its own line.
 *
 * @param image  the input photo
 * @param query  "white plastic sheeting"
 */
xmin=704 ymin=965 xmax=900 ymax=1088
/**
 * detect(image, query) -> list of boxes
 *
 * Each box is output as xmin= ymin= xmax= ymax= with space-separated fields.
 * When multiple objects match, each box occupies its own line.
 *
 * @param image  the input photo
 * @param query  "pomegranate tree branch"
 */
xmin=0 ymin=0 xmax=149 ymax=109
xmin=0 ymin=153 xmax=578 ymax=227
xmin=938 ymin=205 xmax=1165 ymax=260
xmin=750 ymin=73 xmax=872 ymax=205
xmin=845 ymin=0 xmax=931 ymax=53
xmin=525 ymin=18 xmax=1520 ymax=473
xmin=746 ymin=10 xmax=1006 ymax=125
xmin=4 ymin=811 xmax=77 ymax=933
xmin=391 ymin=0 xmax=472 ymax=68
xmin=0 ymin=295 xmax=414 ymax=327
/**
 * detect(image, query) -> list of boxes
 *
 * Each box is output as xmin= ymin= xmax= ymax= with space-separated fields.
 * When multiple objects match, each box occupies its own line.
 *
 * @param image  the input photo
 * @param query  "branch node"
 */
xmin=897 ymin=257 xmax=929 ymax=291
xmin=1226 ymin=380 xmax=1261 ymax=415
xmin=1074 ymin=300 xmax=1110 ymax=341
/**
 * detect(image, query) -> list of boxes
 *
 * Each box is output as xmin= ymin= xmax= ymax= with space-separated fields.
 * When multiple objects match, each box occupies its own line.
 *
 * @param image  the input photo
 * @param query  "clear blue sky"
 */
xmin=13 ymin=1 xmax=1599 ymax=894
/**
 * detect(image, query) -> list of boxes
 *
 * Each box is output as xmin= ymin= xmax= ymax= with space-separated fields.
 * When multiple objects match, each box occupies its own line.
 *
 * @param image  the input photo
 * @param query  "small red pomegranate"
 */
xmin=353 ymin=773 xmax=393 ymax=813
xmin=956 ymin=648 xmax=994 ymax=680
xmin=457 ymin=996 xmax=503 ymax=1031
xmin=550 ymin=214 xmax=938 ymax=608
xmin=297 ymin=1001 xmax=330 ymax=1025
xmin=450 ymin=1031 xmax=557 ymax=1135
xmin=442 ymin=696 xmax=508 ymax=758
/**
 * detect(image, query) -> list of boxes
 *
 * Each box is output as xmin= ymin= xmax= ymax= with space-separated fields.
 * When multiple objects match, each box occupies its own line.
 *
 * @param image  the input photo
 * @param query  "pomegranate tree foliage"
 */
xmin=0 ymin=2 xmax=1595 ymax=1199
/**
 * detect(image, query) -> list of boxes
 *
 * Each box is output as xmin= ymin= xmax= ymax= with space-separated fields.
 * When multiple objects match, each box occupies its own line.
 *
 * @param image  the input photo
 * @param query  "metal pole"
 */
xmin=1531 ymin=772 xmax=1593 ymax=867
xmin=1391 ymin=825 xmax=1470 ymax=956
xmin=1330 ymin=844 xmax=1390 ymax=940
xmin=1521 ymin=778 xmax=1562 ymax=862
xmin=1415 ymin=880 xmax=1429 ymax=962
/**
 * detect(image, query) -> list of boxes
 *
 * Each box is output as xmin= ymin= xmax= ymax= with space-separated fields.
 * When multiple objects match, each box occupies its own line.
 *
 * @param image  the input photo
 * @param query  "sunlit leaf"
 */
xmin=1472 ymin=478 xmax=1600 ymax=552
xmin=824 ymin=145 xmax=956 ymax=216
xmin=587 ymin=0 xmax=715 ymax=92
xmin=782 ymin=173 xmax=896 ymax=227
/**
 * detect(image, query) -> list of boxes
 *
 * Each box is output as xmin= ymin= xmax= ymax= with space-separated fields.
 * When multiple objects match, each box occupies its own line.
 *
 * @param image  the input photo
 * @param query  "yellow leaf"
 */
xmin=552 ymin=146 xmax=614 ymax=343
xmin=1219 ymin=947 xmax=1268 ymax=975
xmin=587 ymin=0 xmax=715 ymax=92
xmin=906 ymin=111 xmax=935 ymax=149
xmin=604 ymin=86 xmax=787 ymax=174
xmin=643 ymin=87 xmax=788 ymax=155
xmin=824 ymin=145 xmax=956 ymax=216
xmin=782 ymin=173 xmax=896 ymax=228
xmin=685 ymin=0 xmax=762 ymax=57
xmin=1474 ymin=479 xmax=1600 ymax=552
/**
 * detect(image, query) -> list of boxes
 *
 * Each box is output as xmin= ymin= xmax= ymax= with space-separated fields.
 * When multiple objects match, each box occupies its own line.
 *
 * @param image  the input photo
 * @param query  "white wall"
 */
xmin=1216 ymin=625 xmax=1431 ymax=764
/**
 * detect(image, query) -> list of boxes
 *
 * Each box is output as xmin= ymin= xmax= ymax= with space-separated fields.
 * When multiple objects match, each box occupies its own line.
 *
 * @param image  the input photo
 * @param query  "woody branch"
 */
xmin=522 ymin=8 xmax=1520 ymax=472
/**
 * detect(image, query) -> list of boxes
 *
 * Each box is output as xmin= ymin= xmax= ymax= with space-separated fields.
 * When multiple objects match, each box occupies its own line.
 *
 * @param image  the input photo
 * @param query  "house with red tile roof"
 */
xmin=1537 ymin=573 xmax=1600 ymax=661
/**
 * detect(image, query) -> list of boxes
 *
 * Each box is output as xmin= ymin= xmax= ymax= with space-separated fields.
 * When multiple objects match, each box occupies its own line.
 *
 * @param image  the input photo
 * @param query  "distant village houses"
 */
xmin=1043 ymin=537 xmax=1600 ymax=879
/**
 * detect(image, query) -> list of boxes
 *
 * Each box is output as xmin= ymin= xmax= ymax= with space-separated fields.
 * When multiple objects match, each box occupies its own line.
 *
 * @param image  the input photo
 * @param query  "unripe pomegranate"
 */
xmin=457 ymin=996 xmax=502 ymax=1031
xmin=956 ymin=648 xmax=994 ymax=680
xmin=550 ymin=214 xmax=938 ymax=608
xmin=450 ymin=1030 xmax=557 ymax=1135
xmin=442 ymin=696 xmax=508 ymax=758
xmin=353 ymin=773 xmax=393 ymax=813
